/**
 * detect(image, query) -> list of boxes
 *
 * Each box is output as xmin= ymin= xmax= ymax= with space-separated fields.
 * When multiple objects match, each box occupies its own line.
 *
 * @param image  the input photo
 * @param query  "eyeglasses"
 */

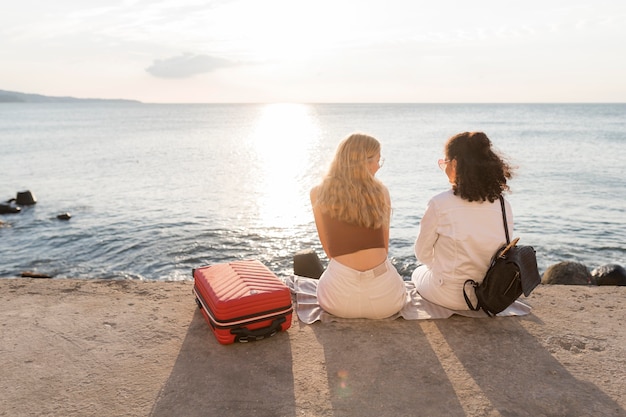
xmin=437 ymin=159 xmax=450 ymax=171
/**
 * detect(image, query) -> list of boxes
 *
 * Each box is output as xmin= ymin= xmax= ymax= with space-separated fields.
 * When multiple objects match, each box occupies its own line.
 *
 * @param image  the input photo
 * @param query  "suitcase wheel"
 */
xmin=195 ymin=297 xmax=202 ymax=310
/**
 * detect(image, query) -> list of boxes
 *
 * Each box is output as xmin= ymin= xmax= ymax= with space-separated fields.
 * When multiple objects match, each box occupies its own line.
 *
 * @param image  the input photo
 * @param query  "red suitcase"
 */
xmin=193 ymin=260 xmax=293 ymax=344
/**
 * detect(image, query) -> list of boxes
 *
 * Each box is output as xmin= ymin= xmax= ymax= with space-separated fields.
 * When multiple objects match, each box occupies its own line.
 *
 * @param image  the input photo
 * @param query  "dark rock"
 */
xmin=57 ymin=212 xmax=72 ymax=220
xmin=542 ymin=262 xmax=591 ymax=285
xmin=293 ymin=249 xmax=325 ymax=279
xmin=0 ymin=202 xmax=21 ymax=214
xmin=16 ymin=190 xmax=37 ymax=205
xmin=21 ymin=271 xmax=52 ymax=279
xmin=591 ymin=264 xmax=626 ymax=286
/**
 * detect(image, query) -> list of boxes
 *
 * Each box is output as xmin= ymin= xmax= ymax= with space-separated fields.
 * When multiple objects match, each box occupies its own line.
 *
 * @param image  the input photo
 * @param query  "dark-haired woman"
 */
xmin=412 ymin=132 xmax=515 ymax=310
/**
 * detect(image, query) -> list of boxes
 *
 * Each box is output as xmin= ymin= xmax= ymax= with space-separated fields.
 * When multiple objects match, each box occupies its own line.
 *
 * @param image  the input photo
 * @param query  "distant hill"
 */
xmin=0 ymin=89 xmax=141 ymax=104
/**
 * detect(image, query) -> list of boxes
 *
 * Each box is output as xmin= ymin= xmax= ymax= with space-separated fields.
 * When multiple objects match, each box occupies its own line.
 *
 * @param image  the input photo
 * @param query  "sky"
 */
xmin=1 ymin=0 xmax=625 ymax=103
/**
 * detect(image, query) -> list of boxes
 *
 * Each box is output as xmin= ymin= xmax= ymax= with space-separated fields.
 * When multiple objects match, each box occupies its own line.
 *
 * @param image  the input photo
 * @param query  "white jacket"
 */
xmin=413 ymin=189 xmax=513 ymax=310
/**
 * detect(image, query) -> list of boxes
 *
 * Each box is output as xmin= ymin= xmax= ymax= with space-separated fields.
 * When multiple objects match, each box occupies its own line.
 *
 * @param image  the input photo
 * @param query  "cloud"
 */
xmin=146 ymin=53 xmax=234 ymax=78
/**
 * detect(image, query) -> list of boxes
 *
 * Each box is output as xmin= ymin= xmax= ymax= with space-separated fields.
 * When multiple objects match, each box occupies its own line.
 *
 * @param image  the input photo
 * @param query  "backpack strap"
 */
xmin=463 ymin=280 xmax=480 ymax=311
xmin=499 ymin=195 xmax=510 ymax=244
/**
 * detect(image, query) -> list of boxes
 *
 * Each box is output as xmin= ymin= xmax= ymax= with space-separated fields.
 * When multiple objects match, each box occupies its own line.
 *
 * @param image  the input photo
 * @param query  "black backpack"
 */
xmin=463 ymin=196 xmax=541 ymax=317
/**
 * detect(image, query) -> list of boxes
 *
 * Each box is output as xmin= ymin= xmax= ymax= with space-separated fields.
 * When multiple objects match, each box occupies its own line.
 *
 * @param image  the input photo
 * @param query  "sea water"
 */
xmin=0 ymin=103 xmax=624 ymax=280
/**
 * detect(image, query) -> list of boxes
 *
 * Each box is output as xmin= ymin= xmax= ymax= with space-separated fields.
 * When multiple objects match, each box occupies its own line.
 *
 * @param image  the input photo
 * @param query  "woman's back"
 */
xmin=416 ymin=190 xmax=512 ymax=286
xmin=310 ymin=185 xmax=388 ymax=271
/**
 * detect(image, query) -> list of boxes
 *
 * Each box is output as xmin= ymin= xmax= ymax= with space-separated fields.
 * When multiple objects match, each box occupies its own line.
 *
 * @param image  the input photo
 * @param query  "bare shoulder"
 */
xmin=310 ymin=185 xmax=320 ymax=203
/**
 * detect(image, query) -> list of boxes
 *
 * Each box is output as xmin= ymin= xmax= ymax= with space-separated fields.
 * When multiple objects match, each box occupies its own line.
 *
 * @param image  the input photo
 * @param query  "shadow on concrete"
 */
xmin=435 ymin=315 xmax=626 ymax=416
xmin=311 ymin=320 xmax=468 ymax=417
xmin=150 ymin=309 xmax=625 ymax=417
xmin=311 ymin=315 xmax=626 ymax=417
xmin=150 ymin=309 xmax=295 ymax=417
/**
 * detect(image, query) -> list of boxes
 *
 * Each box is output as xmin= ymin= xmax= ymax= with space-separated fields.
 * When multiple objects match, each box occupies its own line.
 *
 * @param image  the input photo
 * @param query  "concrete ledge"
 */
xmin=0 ymin=278 xmax=624 ymax=417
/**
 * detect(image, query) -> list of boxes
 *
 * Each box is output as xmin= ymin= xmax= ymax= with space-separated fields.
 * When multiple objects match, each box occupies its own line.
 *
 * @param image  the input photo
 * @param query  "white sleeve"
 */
xmin=414 ymin=200 xmax=438 ymax=266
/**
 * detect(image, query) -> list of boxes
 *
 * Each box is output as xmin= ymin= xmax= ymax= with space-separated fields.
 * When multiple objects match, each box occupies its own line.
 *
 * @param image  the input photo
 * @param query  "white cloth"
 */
xmin=316 ymin=258 xmax=407 ymax=319
xmin=413 ymin=190 xmax=513 ymax=310
xmin=283 ymin=275 xmax=532 ymax=324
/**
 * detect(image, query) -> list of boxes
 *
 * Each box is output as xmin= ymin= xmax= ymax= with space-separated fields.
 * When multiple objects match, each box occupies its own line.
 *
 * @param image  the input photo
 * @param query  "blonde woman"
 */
xmin=310 ymin=133 xmax=406 ymax=319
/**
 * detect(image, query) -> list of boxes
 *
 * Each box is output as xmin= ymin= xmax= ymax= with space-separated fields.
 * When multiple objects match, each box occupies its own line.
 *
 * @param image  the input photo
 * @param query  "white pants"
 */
xmin=317 ymin=259 xmax=407 ymax=319
xmin=411 ymin=264 xmax=477 ymax=311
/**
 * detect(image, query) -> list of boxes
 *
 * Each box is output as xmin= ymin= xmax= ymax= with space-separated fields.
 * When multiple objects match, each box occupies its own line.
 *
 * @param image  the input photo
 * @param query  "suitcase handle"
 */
xmin=230 ymin=316 xmax=286 ymax=343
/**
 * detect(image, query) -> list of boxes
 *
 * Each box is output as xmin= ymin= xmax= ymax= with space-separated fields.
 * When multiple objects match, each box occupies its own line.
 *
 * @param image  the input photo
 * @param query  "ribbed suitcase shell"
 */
xmin=193 ymin=260 xmax=293 ymax=344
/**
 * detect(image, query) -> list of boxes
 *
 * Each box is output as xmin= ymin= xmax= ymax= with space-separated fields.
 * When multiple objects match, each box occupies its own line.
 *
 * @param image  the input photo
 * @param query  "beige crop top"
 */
xmin=320 ymin=212 xmax=386 ymax=257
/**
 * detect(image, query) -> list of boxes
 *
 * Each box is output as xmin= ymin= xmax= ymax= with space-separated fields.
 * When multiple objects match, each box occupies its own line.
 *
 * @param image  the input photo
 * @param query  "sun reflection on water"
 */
xmin=248 ymin=103 xmax=322 ymax=229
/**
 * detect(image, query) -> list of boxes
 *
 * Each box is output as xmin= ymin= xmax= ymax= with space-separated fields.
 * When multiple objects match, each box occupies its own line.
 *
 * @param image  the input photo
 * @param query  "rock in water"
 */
xmin=542 ymin=262 xmax=591 ymax=285
xmin=21 ymin=271 xmax=52 ymax=279
xmin=16 ymin=190 xmax=37 ymax=205
xmin=57 ymin=212 xmax=72 ymax=220
xmin=591 ymin=264 xmax=626 ymax=286
xmin=0 ymin=203 xmax=21 ymax=214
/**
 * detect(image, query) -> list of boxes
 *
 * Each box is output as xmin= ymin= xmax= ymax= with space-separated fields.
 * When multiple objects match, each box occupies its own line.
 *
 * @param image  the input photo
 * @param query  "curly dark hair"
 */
xmin=446 ymin=132 xmax=514 ymax=202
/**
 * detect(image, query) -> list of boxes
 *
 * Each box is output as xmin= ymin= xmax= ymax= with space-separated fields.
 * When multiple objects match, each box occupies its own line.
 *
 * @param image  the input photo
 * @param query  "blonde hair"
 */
xmin=315 ymin=133 xmax=390 ymax=228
